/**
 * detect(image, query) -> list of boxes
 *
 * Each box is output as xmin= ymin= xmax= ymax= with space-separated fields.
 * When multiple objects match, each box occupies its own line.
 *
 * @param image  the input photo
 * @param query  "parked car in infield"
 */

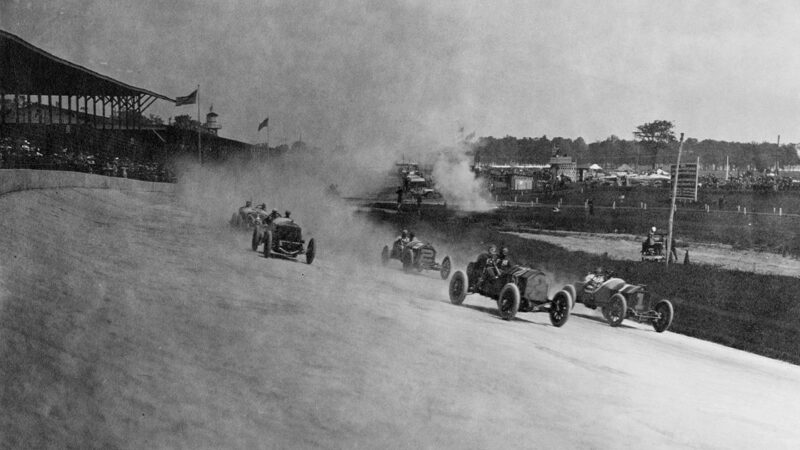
xmin=252 ymin=215 xmax=315 ymax=264
xmin=558 ymin=269 xmax=674 ymax=332
xmin=641 ymin=232 xmax=666 ymax=262
xmin=448 ymin=257 xmax=572 ymax=326
xmin=381 ymin=238 xmax=451 ymax=279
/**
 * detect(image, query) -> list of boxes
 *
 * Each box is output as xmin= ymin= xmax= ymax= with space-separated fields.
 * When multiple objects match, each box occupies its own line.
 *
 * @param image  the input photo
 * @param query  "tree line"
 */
xmin=472 ymin=121 xmax=800 ymax=171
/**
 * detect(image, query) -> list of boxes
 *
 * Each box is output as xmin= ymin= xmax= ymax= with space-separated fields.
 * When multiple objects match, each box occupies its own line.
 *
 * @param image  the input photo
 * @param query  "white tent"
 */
xmin=589 ymin=163 xmax=602 ymax=170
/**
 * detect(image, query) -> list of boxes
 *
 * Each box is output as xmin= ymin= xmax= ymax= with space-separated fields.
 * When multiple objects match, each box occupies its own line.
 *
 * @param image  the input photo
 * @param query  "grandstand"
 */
xmin=0 ymin=29 xmax=252 ymax=180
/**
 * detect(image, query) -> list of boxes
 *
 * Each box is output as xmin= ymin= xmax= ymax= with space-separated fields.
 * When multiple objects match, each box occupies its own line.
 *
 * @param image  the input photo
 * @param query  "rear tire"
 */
xmin=652 ymin=299 xmax=674 ymax=333
xmin=306 ymin=238 xmax=316 ymax=265
xmin=549 ymin=291 xmax=571 ymax=327
xmin=449 ymin=271 xmax=468 ymax=305
xmin=440 ymin=256 xmax=451 ymax=280
xmin=497 ymin=283 xmax=520 ymax=321
xmin=263 ymin=230 xmax=273 ymax=258
xmin=381 ymin=245 xmax=389 ymax=266
xmin=606 ymin=293 xmax=627 ymax=327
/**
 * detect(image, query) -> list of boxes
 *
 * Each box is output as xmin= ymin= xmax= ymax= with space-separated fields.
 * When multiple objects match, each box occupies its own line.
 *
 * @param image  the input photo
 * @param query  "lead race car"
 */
xmin=252 ymin=213 xmax=315 ymax=264
xmin=558 ymin=269 xmax=674 ymax=332
xmin=448 ymin=255 xmax=572 ymax=326
xmin=381 ymin=236 xmax=451 ymax=279
xmin=230 ymin=202 xmax=270 ymax=229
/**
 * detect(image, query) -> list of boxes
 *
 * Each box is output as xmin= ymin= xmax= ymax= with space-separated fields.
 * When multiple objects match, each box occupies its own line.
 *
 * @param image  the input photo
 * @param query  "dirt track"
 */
xmin=505 ymin=230 xmax=800 ymax=277
xmin=1 ymin=187 xmax=799 ymax=448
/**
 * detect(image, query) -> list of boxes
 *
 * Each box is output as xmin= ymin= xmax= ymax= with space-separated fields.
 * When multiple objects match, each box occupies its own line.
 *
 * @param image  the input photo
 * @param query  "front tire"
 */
xmin=251 ymin=227 xmax=262 ymax=251
xmin=262 ymin=230 xmax=273 ymax=258
xmin=497 ymin=283 xmax=520 ymax=321
xmin=449 ymin=270 xmax=468 ymax=305
xmin=401 ymin=249 xmax=414 ymax=273
xmin=306 ymin=238 xmax=316 ymax=265
xmin=652 ymin=299 xmax=674 ymax=333
xmin=549 ymin=291 xmax=571 ymax=327
xmin=606 ymin=293 xmax=627 ymax=327
xmin=440 ymin=256 xmax=451 ymax=280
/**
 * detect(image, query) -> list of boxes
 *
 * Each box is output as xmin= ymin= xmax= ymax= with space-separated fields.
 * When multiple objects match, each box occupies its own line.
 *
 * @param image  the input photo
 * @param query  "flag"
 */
xmin=174 ymin=89 xmax=197 ymax=106
xmin=258 ymin=117 xmax=269 ymax=131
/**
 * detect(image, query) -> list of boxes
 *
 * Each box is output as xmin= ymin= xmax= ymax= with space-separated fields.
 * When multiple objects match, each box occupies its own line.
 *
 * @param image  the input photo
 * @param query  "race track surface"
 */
xmin=1 ymin=188 xmax=799 ymax=449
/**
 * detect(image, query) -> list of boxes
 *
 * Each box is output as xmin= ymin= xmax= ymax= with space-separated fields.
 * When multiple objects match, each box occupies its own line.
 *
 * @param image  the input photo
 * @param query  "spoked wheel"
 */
xmin=549 ymin=291 xmax=571 ymax=327
xmin=652 ymin=299 xmax=674 ymax=333
xmin=439 ymin=256 xmax=451 ymax=280
xmin=401 ymin=250 xmax=413 ymax=273
xmin=305 ymin=238 xmax=316 ymax=265
xmin=606 ymin=293 xmax=627 ymax=327
xmin=251 ymin=227 xmax=262 ymax=251
xmin=497 ymin=283 xmax=520 ymax=321
xmin=381 ymin=245 xmax=389 ymax=266
xmin=263 ymin=230 xmax=273 ymax=258
xmin=449 ymin=271 xmax=468 ymax=305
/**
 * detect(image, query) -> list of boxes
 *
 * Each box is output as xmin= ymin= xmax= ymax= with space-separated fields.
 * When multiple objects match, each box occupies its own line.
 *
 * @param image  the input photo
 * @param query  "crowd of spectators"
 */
xmin=0 ymin=136 xmax=175 ymax=182
xmin=699 ymin=171 xmax=800 ymax=192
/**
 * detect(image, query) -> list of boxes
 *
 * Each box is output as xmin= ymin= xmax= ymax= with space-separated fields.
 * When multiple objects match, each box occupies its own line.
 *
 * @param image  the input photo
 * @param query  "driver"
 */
xmin=584 ymin=266 xmax=607 ymax=292
xmin=497 ymin=246 xmax=511 ymax=270
xmin=642 ymin=226 xmax=656 ymax=254
xmin=476 ymin=244 xmax=500 ymax=283
xmin=394 ymin=229 xmax=410 ymax=250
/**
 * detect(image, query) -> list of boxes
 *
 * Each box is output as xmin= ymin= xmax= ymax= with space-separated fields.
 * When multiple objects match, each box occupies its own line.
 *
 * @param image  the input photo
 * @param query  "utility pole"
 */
xmin=665 ymin=132 xmax=684 ymax=268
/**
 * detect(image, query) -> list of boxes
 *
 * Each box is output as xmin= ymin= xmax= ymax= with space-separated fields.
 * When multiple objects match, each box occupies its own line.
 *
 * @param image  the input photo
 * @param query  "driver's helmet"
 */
xmin=245 ymin=200 xmax=252 ymax=207
xmin=409 ymin=232 xmax=416 ymax=241
xmin=257 ymin=203 xmax=266 ymax=210
xmin=401 ymin=229 xmax=409 ymax=238
xmin=594 ymin=266 xmax=604 ymax=275
xmin=500 ymin=246 xmax=509 ymax=258
xmin=285 ymin=211 xmax=291 ymax=218
xmin=488 ymin=244 xmax=497 ymax=256
xmin=650 ymin=226 xmax=657 ymax=234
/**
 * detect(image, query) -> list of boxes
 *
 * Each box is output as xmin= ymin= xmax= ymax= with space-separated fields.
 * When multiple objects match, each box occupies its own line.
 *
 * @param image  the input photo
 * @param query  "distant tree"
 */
xmin=633 ymin=120 xmax=676 ymax=169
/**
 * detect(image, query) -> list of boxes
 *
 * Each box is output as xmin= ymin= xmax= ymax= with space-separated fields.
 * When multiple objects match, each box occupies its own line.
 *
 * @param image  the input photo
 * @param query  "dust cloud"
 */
xmin=431 ymin=145 xmax=492 ymax=211
xmin=172 ymin=151 xmax=400 ymax=264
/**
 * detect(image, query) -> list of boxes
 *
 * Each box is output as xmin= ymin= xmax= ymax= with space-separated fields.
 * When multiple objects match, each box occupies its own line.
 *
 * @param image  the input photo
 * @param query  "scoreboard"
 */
xmin=670 ymin=160 xmax=699 ymax=201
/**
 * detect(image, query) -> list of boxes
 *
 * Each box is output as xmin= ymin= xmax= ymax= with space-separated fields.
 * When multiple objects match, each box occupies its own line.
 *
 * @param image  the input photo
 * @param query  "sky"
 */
xmin=3 ymin=0 xmax=800 ymax=151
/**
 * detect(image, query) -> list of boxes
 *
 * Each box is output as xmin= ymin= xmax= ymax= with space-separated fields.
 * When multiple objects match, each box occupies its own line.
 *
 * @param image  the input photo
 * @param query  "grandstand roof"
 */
xmin=0 ymin=29 xmax=172 ymax=101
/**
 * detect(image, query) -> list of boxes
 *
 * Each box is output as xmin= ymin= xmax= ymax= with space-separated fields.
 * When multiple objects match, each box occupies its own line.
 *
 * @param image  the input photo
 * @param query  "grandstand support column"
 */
xmin=1 ymin=92 xmax=5 ymax=125
xmin=48 ymin=94 xmax=53 ymax=124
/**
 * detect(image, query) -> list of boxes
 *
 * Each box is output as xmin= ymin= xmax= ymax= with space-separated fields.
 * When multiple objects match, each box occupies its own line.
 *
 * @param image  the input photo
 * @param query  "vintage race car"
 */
xmin=641 ymin=233 xmax=666 ymax=262
xmin=381 ymin=239 xmax=451 ymax=279
xmin=252 ymin=216 xmax=315 ymax=264
xmin=230 ymin=204 xmax=271 ymax=228
xmin=448 ymin=258 xmax=572 ymax=326
xmin=559 ymin=271 xmax=674 ymax=332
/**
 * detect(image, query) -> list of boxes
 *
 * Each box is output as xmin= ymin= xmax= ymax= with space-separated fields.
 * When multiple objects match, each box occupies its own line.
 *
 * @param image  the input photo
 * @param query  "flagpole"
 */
xmin=197 ymin=84 xmax=202 ymax=165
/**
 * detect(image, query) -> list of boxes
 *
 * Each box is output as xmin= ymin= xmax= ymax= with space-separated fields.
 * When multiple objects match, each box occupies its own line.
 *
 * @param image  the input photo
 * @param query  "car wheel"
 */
xmin=440 ymin=256 xmax=451 ymax=280
xmin=263 ymin=230 xmax=273 ymax=258
xmin=305 ymin=238 xmax=315 ymax=264
xmin=549 ymin=291 xmax=571 ymax=327
xmin=381 ymin=245 xmax=389 ymax=266
xmin=251 ymin=227 xmax=262 ymax=251
xmin=606 ymin=293 xmax=627 ymax=327
xmin=652 ymin=299 xmax=674 ymax=333
xmin=497 ymin=283 xmax=520 ymax=321
xmin=449 ymin=270 xmax=468 ymax=305
xmin=401 ymin=249 xmax=413 ymax=273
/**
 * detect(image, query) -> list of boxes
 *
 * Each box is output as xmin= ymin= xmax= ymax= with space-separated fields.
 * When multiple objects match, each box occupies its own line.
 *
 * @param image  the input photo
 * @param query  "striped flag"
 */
xmin=175 ymin=89 xmax=197 ymax=106
xmin=258 ymin=117 xmax=269 ymax=131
